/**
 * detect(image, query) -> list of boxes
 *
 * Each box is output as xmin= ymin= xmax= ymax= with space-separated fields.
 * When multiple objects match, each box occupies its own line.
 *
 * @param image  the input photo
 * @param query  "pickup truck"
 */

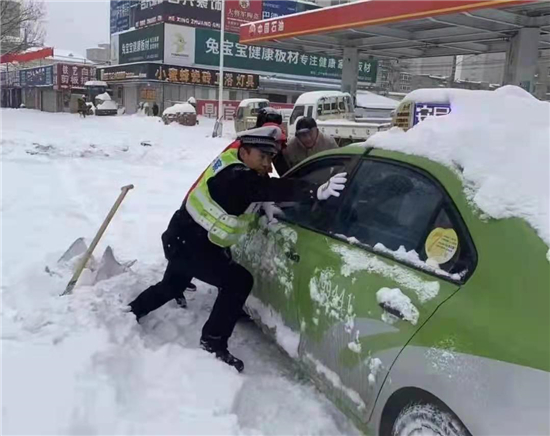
xmin=288 ymin=91 xmax=391 ymax=146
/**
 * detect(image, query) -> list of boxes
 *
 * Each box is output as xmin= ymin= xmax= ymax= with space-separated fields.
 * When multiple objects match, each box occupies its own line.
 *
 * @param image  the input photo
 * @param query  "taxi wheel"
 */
xmin=392 ymin=403 xmax=470 ymax=436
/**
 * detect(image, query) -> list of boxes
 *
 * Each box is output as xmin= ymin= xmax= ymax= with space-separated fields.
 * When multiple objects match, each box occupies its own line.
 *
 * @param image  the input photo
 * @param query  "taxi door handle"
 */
xmin=378 ymin=302 xmax=405 ymax=320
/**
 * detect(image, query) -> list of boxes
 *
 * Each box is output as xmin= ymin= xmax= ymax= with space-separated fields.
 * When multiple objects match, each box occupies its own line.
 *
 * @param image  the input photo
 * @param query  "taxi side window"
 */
xmin=281 ymin=157 xmax=356 ymax=232
xmin=334 ymin=159 xmax=476 ymax=280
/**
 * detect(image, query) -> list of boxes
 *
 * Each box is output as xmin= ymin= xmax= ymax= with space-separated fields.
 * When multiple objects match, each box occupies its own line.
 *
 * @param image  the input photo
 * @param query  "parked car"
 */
xmin=233 ymin=145 xmax=549 ymax=436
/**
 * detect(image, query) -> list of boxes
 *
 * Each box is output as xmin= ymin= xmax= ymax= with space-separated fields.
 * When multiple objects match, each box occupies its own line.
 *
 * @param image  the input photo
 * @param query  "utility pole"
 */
xmin=213 ymin=0 xmax=225 ymax=137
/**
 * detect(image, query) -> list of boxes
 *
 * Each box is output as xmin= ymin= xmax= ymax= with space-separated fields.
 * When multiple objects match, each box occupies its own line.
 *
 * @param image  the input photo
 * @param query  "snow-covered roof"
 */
xmin=367 ymin=85 xmax=550 ymax=247
xmin=50 ymin=49 xmax=93 ymax=64
xmin=163 ymin=103 xmax=196 ymax=115
xmin=85 ymin=80 xmax=108 ymax=87
xmin=95 ymin=92 xmax=111 ymax=101
xmin=295 ymin=91 xmax=350 ymax=105
xmin=356 ymin=91 xmax=398 ymax=109
xmin=238 ymin=98 xmax=269 ymax=107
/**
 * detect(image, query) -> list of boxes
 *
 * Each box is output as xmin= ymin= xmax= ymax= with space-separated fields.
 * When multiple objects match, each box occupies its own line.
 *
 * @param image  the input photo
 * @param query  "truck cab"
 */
xmin=234 ymin=98 xmax=269 ymax=133
xmin=288 ymin=91 xmax=354 ymax=137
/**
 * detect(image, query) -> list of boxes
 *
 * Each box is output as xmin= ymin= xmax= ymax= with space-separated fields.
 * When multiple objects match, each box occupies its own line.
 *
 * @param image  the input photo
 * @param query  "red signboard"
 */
xmin=196 ymin=99 xmax=239 ymax=120
xmin=196 ymin=99 xmax=292 ymax=120
xmin=226 ymin=0 xmax=262 ymax=34
xmin=56 ymin=64 xmax=96 ymax=90
xmin=0 ymin=47 xmax=54 ymax=64
xmin=240 ymin=0 xmax=528 ymax=43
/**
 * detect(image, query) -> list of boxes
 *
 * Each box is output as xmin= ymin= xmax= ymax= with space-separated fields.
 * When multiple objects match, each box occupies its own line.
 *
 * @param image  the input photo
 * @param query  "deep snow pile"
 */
xmin=1 ymin=109 xmax=356 ymax=435
xmin=367 ymin=86 xmax=550 ymax=246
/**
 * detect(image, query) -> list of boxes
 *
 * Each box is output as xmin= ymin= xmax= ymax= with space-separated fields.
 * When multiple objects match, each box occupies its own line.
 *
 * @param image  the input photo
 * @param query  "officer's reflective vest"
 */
xmin=185 ymin=148 xmax=259 ymax=247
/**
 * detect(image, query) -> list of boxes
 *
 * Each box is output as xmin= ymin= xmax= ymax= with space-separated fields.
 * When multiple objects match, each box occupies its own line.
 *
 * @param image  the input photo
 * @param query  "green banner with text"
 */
xmin=195 ymin=28 xmax=377 ymax=83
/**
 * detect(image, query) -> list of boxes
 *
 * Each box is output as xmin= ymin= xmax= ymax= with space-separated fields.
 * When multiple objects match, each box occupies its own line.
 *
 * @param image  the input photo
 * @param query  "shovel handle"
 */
xmin=61 ymin=184 xmax=134 ymax=296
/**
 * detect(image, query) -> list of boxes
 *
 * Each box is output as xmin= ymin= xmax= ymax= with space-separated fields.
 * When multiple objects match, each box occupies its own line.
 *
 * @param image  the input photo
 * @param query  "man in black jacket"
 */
xmin=129 ymin=126 xmax=347 ymax=372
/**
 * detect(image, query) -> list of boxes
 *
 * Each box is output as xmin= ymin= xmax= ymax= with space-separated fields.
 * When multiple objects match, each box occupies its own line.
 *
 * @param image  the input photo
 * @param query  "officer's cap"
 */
xmin=238 ymin=125 xmax=284 ymax=155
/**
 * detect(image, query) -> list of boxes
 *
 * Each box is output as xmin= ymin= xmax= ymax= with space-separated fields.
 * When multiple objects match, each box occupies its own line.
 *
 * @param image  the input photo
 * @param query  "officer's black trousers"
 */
xmin=129 ymin=235 xmax=253 ymax=351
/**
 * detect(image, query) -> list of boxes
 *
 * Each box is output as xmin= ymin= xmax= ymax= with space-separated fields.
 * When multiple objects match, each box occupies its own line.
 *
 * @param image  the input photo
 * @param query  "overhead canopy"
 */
xmin=239 ymin=0 xmax=550 ymax=59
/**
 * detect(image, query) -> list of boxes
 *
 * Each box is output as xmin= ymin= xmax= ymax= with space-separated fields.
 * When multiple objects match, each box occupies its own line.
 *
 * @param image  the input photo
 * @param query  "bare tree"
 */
xmin=1 ymin=0 xmax=45 ymax=55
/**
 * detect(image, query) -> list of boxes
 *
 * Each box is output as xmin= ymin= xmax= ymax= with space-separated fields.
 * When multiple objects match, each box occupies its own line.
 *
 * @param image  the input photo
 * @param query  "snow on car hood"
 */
xmin=366 ymin=85 xmax=550 ymax=246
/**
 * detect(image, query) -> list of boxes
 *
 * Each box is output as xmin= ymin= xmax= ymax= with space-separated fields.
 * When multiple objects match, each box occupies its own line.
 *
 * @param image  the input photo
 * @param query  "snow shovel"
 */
xmin=61 ymin=184 xmax=134 ymax=296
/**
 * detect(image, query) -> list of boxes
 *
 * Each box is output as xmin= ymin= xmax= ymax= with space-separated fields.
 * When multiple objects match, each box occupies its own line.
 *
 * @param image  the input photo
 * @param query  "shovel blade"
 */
xmin=58 ymin=237 xmax=88 ymax=263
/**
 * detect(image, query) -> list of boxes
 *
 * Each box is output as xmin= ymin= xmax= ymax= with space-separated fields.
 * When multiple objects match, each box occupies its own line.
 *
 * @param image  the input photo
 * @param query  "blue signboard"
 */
xmin=110 ymin=0 xmax=131 ymax=34
xmin=413 ymin=103 xmax=451 ymax=125
xmin=19 ymin=66 xmax=54 ymax=88
xmin=262 ymin=0 xmax=297 ymax=19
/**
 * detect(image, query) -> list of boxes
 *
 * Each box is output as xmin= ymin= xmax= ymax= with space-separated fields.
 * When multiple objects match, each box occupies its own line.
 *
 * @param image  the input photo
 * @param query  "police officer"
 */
xmin=128 ymin=125 xmax=347 ymax=372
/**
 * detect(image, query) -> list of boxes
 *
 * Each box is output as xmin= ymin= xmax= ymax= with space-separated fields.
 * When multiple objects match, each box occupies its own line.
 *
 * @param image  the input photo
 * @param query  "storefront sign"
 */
xmin=135 ymin=0 xmax=222 ymax=30
xmin=1 ymin=69 xmax=20 ymax=87
xmin=262 ymin=0 xmax=297 ymax=20
xmin=99 ymin=62 xmax=258 ymax=90
xmin=225 ymin=0 xmax=262 ymax=34
xmin=196 ymin=99 xmax=238 ymax=119
xmin=110 ymin=0 xmax=131 ymax=34
xmin=119 ymin=24 xmax=164 ymax=64
xmin=195 ymin=29 xmax=378 ymax=82
xmin=154 ymin=64 xmax=259 ymax=90
xmin=197 ymin=99 xmax=292 ymax=120
xmin=56 ymin=64 xmax=96 ymax=90
xmin=19 ymin=66 xmax=54 ymax=87
xmin=140 ymin=88 xmax=157 ymax=100
xmin=164 ymin=24 xmax=196 ymax=66
xmin=99 ymin=64 xmax=155 ymax=81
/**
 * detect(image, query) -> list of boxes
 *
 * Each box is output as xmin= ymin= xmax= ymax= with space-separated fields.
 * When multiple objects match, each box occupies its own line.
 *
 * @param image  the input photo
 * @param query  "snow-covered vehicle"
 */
xmin=355 ymin=90 xmax=398 ymax=124
xmin=234 ymin=86 xmax=550 ymax=436
xmin=162 ymin=102 xmax=197 ymax=126
xmin=94 ymin=92 xmax=118 ymax=116
xmin=392 ymin=90 xmax=452 ymax=131
xmin=234 ymin=98 xmax=270 ymax=133
xmin=288 ymin=91 xmax=390 ymax=146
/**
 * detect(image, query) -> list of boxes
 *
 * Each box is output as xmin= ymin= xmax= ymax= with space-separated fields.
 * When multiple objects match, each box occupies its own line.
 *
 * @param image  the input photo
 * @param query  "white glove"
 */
xmin=317 ymin=172 xmax=347 ymax=201
xmin=262 ymin=202 xmax=284 ymax=225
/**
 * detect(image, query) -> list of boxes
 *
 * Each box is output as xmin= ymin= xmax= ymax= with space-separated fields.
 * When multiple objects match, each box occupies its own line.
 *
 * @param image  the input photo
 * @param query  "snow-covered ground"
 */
xmin=1 ymin=110 xmax=357 ymax=435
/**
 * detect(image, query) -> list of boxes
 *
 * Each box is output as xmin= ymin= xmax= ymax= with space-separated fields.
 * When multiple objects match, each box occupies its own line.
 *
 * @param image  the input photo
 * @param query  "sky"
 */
xmin=43 ymin=1 xmax=110 ymax=57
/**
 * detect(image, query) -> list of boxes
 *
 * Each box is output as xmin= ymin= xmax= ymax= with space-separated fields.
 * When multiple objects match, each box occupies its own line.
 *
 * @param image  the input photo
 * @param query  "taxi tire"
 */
xmin=392 ymin=403 xmax=470 ymax=436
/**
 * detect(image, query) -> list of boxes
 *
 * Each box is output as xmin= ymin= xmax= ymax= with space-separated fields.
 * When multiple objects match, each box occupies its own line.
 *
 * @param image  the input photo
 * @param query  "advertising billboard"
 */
xmin=225 ymin=0 xmax=262 ymax=34
xmin=19 ymin=66 xmax=54 ymax=87
xmin=195 ymin=28 xmax=378 ymax=82
xmin=135 ymin=0 xmax=222 ymax=30
xmin=119 ymin=24 xmax=164 ymax=64
xmin=110 ymin=0 xmax=131 ymax=34
xmin=164 ymin=24 xmax=196 ymax=66
xmin=262 ymin=0 xmax=297 ymax=20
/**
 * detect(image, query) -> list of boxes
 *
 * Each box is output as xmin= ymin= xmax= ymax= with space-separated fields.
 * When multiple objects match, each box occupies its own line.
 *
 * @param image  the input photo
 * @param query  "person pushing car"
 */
xmin=128 ymin=125 xmax=347 ymax=372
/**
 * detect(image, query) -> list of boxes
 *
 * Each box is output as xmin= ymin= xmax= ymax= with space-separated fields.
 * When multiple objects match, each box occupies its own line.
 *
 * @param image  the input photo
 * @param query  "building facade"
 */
xmin=105 ymin=0 xmax=379 ymax=117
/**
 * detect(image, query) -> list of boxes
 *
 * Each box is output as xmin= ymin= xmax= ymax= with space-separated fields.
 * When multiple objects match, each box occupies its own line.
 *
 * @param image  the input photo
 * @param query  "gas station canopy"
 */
xmin=239 ymin=0 xmax=550 ymax=59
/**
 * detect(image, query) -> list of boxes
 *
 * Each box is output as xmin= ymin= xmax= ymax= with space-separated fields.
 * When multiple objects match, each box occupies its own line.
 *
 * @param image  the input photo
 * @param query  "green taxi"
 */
xmin=233 ymin=145 xmax=550 ymax=436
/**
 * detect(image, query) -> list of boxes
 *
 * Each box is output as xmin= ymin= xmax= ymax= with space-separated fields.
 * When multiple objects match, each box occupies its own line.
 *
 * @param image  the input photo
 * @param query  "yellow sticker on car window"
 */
xmin=425 ymin=228 xmax=459 ymax=264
